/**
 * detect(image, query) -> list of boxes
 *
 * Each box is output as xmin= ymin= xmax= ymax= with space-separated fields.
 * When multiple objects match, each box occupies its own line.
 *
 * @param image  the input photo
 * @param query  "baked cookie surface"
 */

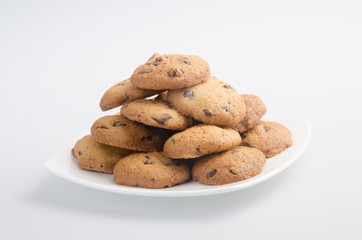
xmin=163 ymin=124 xmax=242 ymax=159
xmin=121 ymin=98 xmax=193 ymax=130
xmin=241 ymin=121 xmax=293 ymax=157
xmin=192 ymin=146 xmax=266 ymax=185
xmin=165 ymin=76 xmax=246 ymax=127
xmin=232 ymin=94 xmax=267 ymax=133
xmin=100 ymin=78 xmax=160 ymax=111
xmin=130 ymin=53 xmax=210 ymax=90
xmin=72 ymin=135 xmax=133 ymax=173
xmin=113 ymin=152 xmax=190 ymax=189
xmin=91 ymin=115 xmax=167 ymax=152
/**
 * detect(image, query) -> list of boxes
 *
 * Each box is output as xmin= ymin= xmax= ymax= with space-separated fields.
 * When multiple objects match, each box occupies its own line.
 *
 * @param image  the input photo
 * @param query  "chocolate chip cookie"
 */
xmin=232 ymin=94 xmax=267 ymax=133
xmin=241 ymin=121 xmax=293 ymax=157
xmin=165 ymin=76 xmax=246 ymax=127
xmin=91 ymin=114 xmax=168 ymax=152
xmin=130 ymin=53 xmax=210 ymax=90
xmin=72 ymin=135 xmax=133 ymax=173
xmin=163 ymin=124 xmax=242 ymax=159
xmin=192 ymin=146 xmax=266 ymax=185
xmin=100 ymin=78 xmax=160 ymax=111
xmin=121 ymin=98 xmax=193 ymax=130
xmin=113 ymin=152 xmax=190 ymax=189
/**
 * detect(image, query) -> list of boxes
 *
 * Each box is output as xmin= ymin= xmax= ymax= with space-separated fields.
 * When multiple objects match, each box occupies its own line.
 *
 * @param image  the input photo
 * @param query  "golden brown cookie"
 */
xmin=91 ymin=115 xmax=168 ymax=152
xmin=100 ymin=78 xmax=160 ymax=111
xmin=72 ymin=135 xmax=133 ymax=173
xmin=130 ymin=53 xmax=210 ymax=90
xmin=163 ymin=124 xmax=242 ymax=159
xmin=121 ymin=98 xmax=193 ymax=130
xmin=241 ymin=121 xmax=293 ymax=157
xmin=165 ymin=77 xmax=246 ymax=127
xmin=192 ymin=146 xmax=266 ymax=185
xmin=232 ymin=94 xmax=267 ymax=133
xmin=113 ymin=152 xmax=190 ymax=189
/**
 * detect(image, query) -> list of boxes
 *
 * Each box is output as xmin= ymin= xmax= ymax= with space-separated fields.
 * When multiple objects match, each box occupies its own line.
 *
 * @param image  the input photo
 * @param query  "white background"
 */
xmin=1 ymin=0 xmax=361 ymax=239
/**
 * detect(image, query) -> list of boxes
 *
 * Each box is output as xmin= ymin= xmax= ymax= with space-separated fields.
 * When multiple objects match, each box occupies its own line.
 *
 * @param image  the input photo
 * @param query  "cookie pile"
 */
xmin=72 ymin=53 xmax=293 ymax=188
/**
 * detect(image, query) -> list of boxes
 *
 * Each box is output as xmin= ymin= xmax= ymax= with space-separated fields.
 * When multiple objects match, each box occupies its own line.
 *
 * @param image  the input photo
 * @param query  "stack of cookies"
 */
xmin=72 ymin=53 xmax=293 ymax=188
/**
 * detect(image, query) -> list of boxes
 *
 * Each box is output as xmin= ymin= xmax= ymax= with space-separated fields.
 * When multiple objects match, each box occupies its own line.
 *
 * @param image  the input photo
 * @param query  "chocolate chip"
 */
xmin=223 ymin=84 xmax=232 ymax=89
xmin=78 ymin=151 xmax=82 ymax=155
xmin=196 ymin=147 xmax=201 ymax=153
xmin=151 ymin=178 xmax=155 ymax=181
xmin=207 ymin=169 xmax=217 ymax=178
xmin=183 ymin=90 xmax=195 ymax=99
xmin=203 ymin=109 xmax=213 ymax=117
xmin=155 ymin=56 xmax=163 ymax=63
xmin=229 ymin=168 xmax=237 ymax=175
xmin=151 ymin=57 xmax=163 ymax=66
xmin=113 ymin=121 xmax=126 ymax=127
xmin=221 ymin=105 xmax=230 ymax=112
xmin=165 ymin=101 xmax=174 ymax=109
xmin=165 ymin=160 xmax=181 ymax=166
xmin=171 ymin=138 xmax=176 ymax=144
xmin=182 ymin=57 xmax=191 ymax=65
xmin=167 ymin=68 xmax=182 ymax=77
xmin=139 ymin=69 xmax=151 ymax=74
xmin=152 ymin=113 xmax=172 ymax=125
xmin=264 ymin=127 xmax=269 ymax=132
xmin=125 ymin=93 xmax=129 ymax=100
xmin=243 ymin=117 xmax=252 ymax=123
xmin=144 ymin=156 xmax=155 ymax=164
xmin=141 ymin=136 xmax=153 ymax=141
xmin=99 ymin=125 xmax=108 ymax=129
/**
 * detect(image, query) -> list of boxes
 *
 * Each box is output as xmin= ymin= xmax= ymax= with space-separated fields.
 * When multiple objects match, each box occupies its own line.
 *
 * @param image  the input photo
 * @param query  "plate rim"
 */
xmin=45 ymin=116 xmax=311 ymax=197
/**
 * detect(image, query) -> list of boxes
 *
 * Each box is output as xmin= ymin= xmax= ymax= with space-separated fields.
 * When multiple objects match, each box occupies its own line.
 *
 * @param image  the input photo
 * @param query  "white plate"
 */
xmin=45 ymin=116 xmax=311 ymax=197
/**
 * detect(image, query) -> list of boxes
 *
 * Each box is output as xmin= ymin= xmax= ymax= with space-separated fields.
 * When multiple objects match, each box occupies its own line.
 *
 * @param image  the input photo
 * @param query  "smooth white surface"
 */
xmin=45 ymin=117 xmax=311 ymax=197
xmin=1 ymin=0 xmax=362 ymax=239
